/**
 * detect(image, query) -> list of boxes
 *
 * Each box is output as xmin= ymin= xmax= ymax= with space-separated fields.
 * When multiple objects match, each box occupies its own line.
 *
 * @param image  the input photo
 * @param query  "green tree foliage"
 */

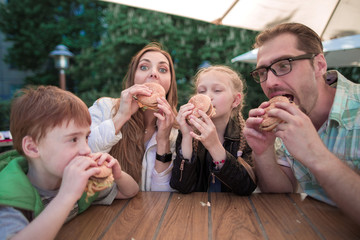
xmin=0 ymin=0 xmax=107 ymax=87
xmin=0 ymin=1 xmax=266 ymax=128
xmin=70 ymin=4 xmax=262 ymax=112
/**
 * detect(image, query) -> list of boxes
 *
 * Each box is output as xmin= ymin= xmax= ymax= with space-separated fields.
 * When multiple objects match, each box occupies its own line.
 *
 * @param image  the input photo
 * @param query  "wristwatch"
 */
xmin=156 ymin=152 xmax=172 ymax=163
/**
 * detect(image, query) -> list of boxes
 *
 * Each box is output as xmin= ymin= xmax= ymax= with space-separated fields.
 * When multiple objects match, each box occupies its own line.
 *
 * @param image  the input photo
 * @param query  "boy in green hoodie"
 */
xmin=0 ymin=86 xmax=139 ymax=239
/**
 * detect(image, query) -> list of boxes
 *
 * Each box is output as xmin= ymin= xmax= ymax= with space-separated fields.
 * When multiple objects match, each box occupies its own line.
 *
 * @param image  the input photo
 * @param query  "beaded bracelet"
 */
xmin=214 ymin=159 xmax=225 ymax=165
xmin=214 ymin=159 xmax=225 ymax=170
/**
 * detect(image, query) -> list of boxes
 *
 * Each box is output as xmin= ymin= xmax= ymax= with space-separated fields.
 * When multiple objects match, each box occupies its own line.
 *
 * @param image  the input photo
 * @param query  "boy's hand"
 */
xmin=58 ymin=156 xmax=99 ymax=202
xmin=90 ymin=152 xmax=122 ymax=180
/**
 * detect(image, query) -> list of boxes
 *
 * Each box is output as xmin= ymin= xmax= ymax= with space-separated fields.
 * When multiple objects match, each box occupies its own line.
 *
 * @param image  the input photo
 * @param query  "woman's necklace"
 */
xmin=144 ymin=125 xmax=157 ymax=134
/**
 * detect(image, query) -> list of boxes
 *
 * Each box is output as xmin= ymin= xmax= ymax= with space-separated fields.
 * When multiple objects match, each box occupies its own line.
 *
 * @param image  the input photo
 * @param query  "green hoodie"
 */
xmin=0 ymin=150 xmax=97 ymax=218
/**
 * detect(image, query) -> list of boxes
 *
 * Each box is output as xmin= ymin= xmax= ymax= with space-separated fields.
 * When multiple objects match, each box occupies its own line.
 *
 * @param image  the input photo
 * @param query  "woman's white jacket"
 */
xmin=88 ymin=97 xmax=177 ymax=191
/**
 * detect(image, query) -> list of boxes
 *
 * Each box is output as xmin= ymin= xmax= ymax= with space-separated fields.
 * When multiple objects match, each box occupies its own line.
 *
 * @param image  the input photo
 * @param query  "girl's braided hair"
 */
xmin=192 ymin=65 xmax=247 ymax=154
xmin=192 ymin=65 xmax=256 ymax=182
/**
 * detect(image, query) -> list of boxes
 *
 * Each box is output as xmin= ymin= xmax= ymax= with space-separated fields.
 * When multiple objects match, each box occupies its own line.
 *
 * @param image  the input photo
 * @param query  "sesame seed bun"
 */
xmin=260 ymin=96 xmax=291 ymax=132
xmin=188 ymin=94 xmax=216 ymax=120
xmin=85 ymin=162 xmax=114 ymax=200
xmin=135 ymin=82 xmax=166 ymax=111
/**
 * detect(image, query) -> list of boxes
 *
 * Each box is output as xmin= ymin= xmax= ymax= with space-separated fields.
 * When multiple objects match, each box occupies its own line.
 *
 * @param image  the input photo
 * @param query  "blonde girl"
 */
xmin=170 ymin=65 xmax=256 ymax=195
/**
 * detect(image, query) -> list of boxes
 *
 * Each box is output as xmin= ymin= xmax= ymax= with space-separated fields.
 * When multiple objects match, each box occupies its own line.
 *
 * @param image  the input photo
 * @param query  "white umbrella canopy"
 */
xmin=323 ymin=34 xmax=360 ymax=68
xmin=102 ymin=0 xmax=360 ymax=41
xmin=231 ymin=34 xmax=360 ymax=68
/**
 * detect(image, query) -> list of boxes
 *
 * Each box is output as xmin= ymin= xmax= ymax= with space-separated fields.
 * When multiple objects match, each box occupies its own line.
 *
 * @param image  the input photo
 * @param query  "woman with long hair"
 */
xmin=88 ymin=42 xmax=178 ymax=191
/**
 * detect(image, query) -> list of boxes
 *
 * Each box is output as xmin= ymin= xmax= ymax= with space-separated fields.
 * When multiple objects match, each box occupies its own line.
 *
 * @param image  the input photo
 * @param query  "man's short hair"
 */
xmin=10 ymin=85 xmax=91 ymax=155
xmin=254 ymin=22 xmax=323 ymax=54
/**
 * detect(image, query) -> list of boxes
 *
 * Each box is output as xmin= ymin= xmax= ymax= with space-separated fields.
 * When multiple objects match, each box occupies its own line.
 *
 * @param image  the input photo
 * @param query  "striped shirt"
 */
xmin=277 ymin=71 xmax=360 ymax=206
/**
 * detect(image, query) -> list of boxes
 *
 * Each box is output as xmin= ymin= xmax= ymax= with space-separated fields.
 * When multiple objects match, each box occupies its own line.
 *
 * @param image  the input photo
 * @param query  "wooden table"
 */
xmin=56 ymin=192 xmax=360 ymax=240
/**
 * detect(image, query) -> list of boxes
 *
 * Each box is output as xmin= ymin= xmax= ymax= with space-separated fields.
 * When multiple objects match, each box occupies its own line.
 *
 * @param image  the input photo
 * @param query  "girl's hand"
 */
xmin=176 ymin=102 xmax=195 ymax=137
xmin=188 ymin=109 xmax=219 ymax=149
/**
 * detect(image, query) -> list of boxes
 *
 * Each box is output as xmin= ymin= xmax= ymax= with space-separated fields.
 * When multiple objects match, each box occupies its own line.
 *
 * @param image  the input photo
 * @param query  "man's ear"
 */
xmin=232 ymin=93 xmax=242 ymax=108
xmin=314 ymin=53 xmax=327 ymax=78
xmin=22 ymin=136 xmax=39 ymax=158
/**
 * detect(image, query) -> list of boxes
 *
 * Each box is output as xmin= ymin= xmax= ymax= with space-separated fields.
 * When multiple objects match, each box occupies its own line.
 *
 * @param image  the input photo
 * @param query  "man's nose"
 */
xmin=263 ymin=69 xmax=281 ymax=88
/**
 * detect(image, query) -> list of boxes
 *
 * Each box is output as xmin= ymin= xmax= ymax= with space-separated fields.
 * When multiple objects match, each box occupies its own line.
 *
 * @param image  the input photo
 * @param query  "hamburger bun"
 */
xmin=85 ymin=162 xmax=114 ymax=200
xmin=187 ymin=94 xmax=216 ymax=120
xmin=135 ymin=82 xmax=166 ymax=111
xmin=260 ymin=96 xmax=292 ymax=132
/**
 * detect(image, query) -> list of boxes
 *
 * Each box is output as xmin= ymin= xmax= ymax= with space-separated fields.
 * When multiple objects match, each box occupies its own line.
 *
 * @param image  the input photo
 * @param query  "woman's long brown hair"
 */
xmin=109 ymin=42 xmax=178 ymax=182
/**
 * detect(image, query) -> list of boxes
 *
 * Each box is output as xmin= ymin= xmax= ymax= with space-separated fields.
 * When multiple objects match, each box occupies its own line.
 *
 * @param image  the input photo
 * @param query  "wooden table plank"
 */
xmin=156 ymin=192 xmax=209 ymax=240
xmin=102 ymin=191 xmax=170 ymax=240
xmin=289 ymin=193 xmax=360 ymax=240
xmin=250 ymin=193 xmax=322 ymax=240
xmin=55 ymin=199 xmax=128 ymax=240
xmin=211 ymin=193 xmax=264 ymax=240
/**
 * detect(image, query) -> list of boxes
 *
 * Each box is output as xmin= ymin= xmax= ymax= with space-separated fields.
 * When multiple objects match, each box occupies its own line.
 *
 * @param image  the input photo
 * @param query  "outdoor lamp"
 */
xmin=49 ymin=44 xmax=74 ymax=89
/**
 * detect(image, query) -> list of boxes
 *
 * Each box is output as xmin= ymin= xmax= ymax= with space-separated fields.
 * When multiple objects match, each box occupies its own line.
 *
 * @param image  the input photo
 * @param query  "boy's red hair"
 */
xmin=10 ymin=85 xmax=91 ymax=155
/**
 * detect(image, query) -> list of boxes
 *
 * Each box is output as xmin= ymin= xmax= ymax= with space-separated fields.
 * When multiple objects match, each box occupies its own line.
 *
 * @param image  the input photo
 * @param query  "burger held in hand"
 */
xmin=134 ymin=82 xmax=166 ymax=111
xmin=85 ymin=162 xmax=114 ymax=200
xmin=187 ymin=94 xmax=216 ymax=123
xmin=260 ymin=95 xmax=294 ymax=132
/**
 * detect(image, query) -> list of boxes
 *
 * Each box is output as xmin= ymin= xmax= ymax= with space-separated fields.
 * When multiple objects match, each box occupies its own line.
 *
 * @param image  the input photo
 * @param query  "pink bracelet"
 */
xmin=214 ymin=159 xmax=225 ymax=165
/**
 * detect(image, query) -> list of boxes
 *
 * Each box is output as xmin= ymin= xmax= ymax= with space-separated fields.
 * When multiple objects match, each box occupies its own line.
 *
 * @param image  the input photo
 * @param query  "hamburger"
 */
xmin=260 ymin=96 xmax=293 ymax=132
xmin=134 ymin=82 xmax=166 ymax=111
xmin=187 ymin=94 xmax=216 ymax=121
xmin=85 ymin=162 xmax=114 ymax=200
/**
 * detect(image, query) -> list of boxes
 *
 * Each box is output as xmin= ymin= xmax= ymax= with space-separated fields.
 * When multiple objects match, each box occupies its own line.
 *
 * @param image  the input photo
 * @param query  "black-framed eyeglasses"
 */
xmin=250 ymin=53 xmax=318 ymax=83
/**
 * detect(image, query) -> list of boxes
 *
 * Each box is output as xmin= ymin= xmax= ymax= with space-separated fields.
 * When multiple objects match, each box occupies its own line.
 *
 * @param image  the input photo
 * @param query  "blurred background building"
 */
xmin=0 ymin=0 xmax=32 ymax=100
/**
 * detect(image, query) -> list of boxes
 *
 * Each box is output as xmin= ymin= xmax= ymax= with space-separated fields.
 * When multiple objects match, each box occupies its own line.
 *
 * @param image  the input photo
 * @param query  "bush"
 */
xmin=0 ymin=100 xmax=11 ymax=131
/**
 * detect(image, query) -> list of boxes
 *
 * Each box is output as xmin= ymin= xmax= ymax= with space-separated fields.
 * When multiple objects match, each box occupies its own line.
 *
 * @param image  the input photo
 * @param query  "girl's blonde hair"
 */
xmin=109 ymin=42 xmax=178 ymax=182
xmin=193 ymin=65 xmax=247 ymax=152
xmin=193 ymin=65 xmax=256 ymax=182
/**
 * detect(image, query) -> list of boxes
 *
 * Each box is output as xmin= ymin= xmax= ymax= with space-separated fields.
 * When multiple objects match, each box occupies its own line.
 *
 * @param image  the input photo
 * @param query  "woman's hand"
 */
xmin=154 ymin=97 xmax=176 ymax=156
xmin=112 ymin=84 xmax=153 ymax=134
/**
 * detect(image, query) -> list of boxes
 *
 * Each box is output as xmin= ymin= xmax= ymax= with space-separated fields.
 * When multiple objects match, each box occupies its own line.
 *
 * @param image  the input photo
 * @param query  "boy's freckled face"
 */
xmin=35 ymin=120 xmax=91 ymax=180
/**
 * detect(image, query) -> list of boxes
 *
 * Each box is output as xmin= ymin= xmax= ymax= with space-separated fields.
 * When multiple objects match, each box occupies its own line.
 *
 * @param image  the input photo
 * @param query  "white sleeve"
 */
xmin=150 ymin=129 xmax=178 ymax=192
xmin=150 ymin=161 xmax=175 ymax=191
xmin=88 ymin=98 xmax=123 ymax=153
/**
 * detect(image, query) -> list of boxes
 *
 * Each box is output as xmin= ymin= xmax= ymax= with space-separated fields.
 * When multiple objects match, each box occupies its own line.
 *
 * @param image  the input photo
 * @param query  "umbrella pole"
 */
xmin=321 ymin=0 xmax=341 ymax=39
xmin=212 ymin=0 xmax=239 ymax=25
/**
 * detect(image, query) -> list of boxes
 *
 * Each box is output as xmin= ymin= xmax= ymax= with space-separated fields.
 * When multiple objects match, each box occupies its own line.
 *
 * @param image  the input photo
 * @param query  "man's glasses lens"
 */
xmin=250 ymin=53 xmax=317 ymax=83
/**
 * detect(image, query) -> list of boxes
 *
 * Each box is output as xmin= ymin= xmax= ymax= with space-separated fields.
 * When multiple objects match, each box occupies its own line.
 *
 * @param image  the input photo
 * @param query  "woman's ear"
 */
xmin=22 ymin=136 xmax=39 ymax=158
xmin=232 ymin=93 xmax=242 ymax=108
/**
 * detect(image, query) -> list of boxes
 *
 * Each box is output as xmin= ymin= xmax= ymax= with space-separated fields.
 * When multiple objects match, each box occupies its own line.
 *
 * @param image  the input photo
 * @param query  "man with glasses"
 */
xmin=243 ymin=23 xmax=360 ymax=224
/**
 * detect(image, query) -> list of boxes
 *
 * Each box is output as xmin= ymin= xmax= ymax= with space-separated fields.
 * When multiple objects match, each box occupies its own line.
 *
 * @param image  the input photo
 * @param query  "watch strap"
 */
xmin=156 ymin=152 xmax=172 ymax=163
